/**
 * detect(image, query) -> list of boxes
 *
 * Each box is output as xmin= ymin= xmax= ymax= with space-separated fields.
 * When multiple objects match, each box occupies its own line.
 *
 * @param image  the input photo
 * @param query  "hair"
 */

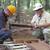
xmin=3 ymin=10 xmax=8 ymax=27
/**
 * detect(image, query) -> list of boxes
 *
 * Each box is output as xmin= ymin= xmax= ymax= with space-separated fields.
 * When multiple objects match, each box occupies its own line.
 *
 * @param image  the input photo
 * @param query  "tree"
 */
xmin=14 ymin=0 xmax=16 ymax=6
xmin=16 ymin=0 xmax=21 ymax=23
xmin=27 ymin=0 xmax=30 ymax=8
xmin=45 ymin=0 xmax=49 ymax=10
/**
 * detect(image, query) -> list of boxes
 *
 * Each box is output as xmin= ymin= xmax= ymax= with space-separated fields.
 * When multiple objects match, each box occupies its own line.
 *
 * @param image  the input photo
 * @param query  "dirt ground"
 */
xmin=11 ymin=26 xmax=50 ymax=50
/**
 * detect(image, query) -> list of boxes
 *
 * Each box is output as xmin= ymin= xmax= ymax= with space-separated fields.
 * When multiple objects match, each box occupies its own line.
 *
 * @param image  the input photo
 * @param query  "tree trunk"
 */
xmin=14 ymin=0 xmax=16 ymax=6
xmin=45 ymin=0 xmax=49 ymax=10
xmin=27 ymin=0 xmax=30 ymax=8
xmin=16 ymin=0 xmax=21 ymax=23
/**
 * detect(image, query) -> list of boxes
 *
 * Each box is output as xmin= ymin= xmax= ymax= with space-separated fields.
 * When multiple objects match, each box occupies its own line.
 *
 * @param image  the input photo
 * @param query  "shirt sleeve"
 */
xmin=46 ymin=14 xmax=50 ymax=23
xmin=31 ymin=15 xmax=36 ymax=24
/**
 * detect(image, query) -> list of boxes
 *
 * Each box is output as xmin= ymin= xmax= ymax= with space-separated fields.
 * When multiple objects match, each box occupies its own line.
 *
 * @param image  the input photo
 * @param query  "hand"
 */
xmin=31 ymin=24 xmax=39 ymax=30
xmin=32 ymin=25 xmax=38 ymax=30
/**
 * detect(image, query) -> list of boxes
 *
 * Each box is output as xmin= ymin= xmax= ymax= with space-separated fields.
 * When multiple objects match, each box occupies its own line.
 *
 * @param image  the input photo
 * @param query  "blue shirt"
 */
xmin=0 ymin=10 xmax=5 ymax=29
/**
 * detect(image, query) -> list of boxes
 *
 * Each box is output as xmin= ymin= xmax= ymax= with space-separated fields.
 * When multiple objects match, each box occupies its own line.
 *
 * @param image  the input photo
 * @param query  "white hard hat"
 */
xmin=33 ymin=3 xmax=43 ymax=11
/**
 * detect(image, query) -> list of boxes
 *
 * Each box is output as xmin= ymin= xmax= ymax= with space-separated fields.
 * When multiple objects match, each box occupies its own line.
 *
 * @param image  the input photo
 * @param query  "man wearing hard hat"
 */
xmin=0 ymin=5 xmax=16 ymax=44
xmin=31 ymin=3 xmax=50 ymax=44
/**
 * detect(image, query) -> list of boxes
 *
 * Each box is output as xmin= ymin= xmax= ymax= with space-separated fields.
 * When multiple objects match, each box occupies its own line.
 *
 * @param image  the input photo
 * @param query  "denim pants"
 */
xmin=0 ymin=29 xmax=12 ymax=43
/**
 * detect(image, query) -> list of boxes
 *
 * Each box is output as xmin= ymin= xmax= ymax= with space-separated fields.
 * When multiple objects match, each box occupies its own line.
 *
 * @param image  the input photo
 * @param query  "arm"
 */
xmin=37 ymin=23 xmax=50 ymax=28
xmin=1 ymin=21 xmax=9 ymax=31
xmin=37 ymin=15 xmax=50 ymax=28
xmin=31 ymin=16 xmax=37 ymax=30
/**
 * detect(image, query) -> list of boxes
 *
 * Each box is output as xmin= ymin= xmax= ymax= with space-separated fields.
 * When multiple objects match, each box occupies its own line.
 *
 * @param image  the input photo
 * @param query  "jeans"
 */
xmin=0 ymin=29 xmax=12 ymax=44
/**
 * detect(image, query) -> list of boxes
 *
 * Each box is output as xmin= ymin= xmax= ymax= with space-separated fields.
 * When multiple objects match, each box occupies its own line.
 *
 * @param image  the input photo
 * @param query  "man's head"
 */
xmin=4 ymin=5 xmax=16 ymax=16
xmin=33 ymin=3 xmax=43 ymax=16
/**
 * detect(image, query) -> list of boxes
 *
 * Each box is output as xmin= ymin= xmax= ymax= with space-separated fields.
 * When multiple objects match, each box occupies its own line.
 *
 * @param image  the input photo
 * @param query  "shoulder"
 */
xmin=43 ymin=11 xmax=50 ymax=16
xmin=42 ymin=11 xmax=50 ymax=19
xmin=32 ymin=14 xmax=38 ymax=19
xmin=31 ymin=14 xmax=37 ymax=23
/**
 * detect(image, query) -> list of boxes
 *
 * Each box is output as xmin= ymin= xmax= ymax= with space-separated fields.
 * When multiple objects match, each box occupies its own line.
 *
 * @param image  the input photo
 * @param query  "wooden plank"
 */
xmin=10 ymin=23 xmax=33 ymax=28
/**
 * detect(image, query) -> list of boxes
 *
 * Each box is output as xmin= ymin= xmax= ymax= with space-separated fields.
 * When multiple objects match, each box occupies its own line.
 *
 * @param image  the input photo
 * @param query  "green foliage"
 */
xmin=0 ymin=0 xmax=50 ymax=14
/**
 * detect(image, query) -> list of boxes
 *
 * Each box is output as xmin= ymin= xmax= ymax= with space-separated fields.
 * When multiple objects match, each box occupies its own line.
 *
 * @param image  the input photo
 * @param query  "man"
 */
xmin=0 ymin=5 xmax=16 ymax=44
xmin=31 ymin=3 xmax=50 ymax=44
